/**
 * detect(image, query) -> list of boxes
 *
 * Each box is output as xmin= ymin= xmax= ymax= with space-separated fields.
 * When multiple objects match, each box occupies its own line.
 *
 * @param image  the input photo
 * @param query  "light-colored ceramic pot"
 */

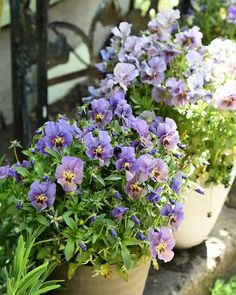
xmin=52 ymin=261 xmax=151 ymax=295
xmin=174 ymin=184 xmax=231 ymax=249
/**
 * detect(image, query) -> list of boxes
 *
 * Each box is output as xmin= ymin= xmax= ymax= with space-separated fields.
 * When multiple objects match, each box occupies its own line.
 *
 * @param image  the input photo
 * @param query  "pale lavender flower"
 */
xmin=113 ymin=63 xmax=139 ymax=90
xmin=111 ymin=22 xmax=132 ymax=41
xmin=174 ymin=26 xmax=203 ymax=49
xmin=84 ymin=131 xmax=113 ymax=166
xmin=88 ymin=98 xmax=112 ymax=128
xmin=55 ymin=156 xmax=84 ymax=192
xmin=160 ymin=201 xmax=184 ymax=231
xmin=131 ymin=118 xmax=149 ymax=137
xmin=112 ymin=206 xmax=128 ymax=219
xmin=137 ymin=154 xmax=153 ymax=182
xmin=148 ymin=227 xmax=175 ymax=262
xmin=141 ymin=57 xmax=166 ymax=86
xmin=166 ymin=78 xmax=188 ymax=106
xmin=28 ymin=180 xmax=56 ymax=212
xmin=156 ymin=9 xmax=180 ymax=28
xmin=124 ymin=175 xmax=145 ymax=199
xmin=147 ymin=158 xmax=168 ymax=182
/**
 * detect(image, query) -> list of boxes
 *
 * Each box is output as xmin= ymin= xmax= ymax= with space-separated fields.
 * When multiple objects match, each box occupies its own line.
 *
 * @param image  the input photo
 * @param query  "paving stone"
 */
xmin=144 ymin=205 xmax=236 ymax=295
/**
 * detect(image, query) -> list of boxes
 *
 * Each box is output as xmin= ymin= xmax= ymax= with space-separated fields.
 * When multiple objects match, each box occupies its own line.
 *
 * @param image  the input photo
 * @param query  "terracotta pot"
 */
xmin=52 ymin=261 xmax=151 ymax=295
xmin=174 ymin=184 xmax=231 ymax=249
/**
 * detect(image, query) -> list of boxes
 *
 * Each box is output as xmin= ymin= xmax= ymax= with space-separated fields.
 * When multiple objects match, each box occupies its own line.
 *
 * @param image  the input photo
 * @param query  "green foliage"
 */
xmin=211 ymin=276 xmax=236 ymax=295
xmin=1 ymin=234 xmax=61 ymax=295
xmin=182 ymin=0 xmax=236 ymax=43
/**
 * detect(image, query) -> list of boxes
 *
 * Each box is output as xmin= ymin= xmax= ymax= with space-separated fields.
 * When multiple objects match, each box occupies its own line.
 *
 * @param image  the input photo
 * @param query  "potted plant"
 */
xmin=0 ymin=91 xmax=194 ymax=294
xmin=91 ymin=8 xmax=236 ymax=248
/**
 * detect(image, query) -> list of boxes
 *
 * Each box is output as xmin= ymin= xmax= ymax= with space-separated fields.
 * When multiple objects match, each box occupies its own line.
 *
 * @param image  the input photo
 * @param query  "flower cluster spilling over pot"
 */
xmin=0 ymin=85 xmax=197 ymax=278
xmin=94 ymin=8 xmax=236 ymax=187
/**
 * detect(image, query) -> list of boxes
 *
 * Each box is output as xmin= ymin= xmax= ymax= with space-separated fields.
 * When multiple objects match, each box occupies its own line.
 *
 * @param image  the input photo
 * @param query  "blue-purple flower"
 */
xmin=112 ymin=206 xmax=128 ymax=219
xmin=141 ymin=57 xmax=166 ymax=86
xmin=146 ymin=187 xmax=162 ymax=204
xmin=160 ymin=201 xmax=184 ymax=231
xmin=116 ymin=147 xmax=137 ymax=173
xmin=147 ymin=158 xmax=168 ymax=182
xmin=28 ymin=180 xmax=56 ymax=212
xmin=0 ymin=165 xmax=15 ymax=179
xmin=88 ymin=98 xmax=112 ymax=128
xmin=170 ymin=172 xmax=184 ymax=194
xmin=55 ymin=156 xmax=84 ymax=192
xmin=228 ymin=5 xmax=236 ymax=24
xmin=148 ymin=227 xmax=175 ymax=262
xmin=43 ymin=119 xmax=73 ymax=151
xmin=124 ymin=176 xmax=145 ymax=199
xmin=84 ymin=131 xmax=113 ymax=166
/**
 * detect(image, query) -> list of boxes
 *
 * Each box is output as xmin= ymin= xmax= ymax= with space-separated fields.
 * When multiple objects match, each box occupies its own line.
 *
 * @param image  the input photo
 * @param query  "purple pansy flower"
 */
xmin=0 ymin=165 xmax=16 ymax=179
xmin=146 ymin=187 xmax=163 ymax=204
xmin=113 ymin=99 xmax=134 ymax=126
xmin=28 ymin=180 xmax=56 ymax=212
xmin=116 ymin=147 xmax=137 ymax=173
xmin=109 ymin=89 xmax=126 ymax=108
xmin=228 ymin=5 xmax=236 ymax=24
xmin=141 ymin=57 xmax=166 ymax=86
xmin=124 ymin=176 xmax=145 ymax=199
xmin=36 ymin=137 xmax=47 ymax=155
xmin=131 ymin=118 xmax=153 ymax=149
xmin=136 ymin=154 xmax=153 ymax=182
xmin=111 ymin=22 xmax=132 ymax=41
xmin=148 ymin=227 xmax=175 ymax=262
xmin=113 ymin=63 xmax=139 ymax=91
xmin=88 ymin=98 xmax=112 ymax=128
xmin=44 ymin=119 xmax=73 ymax=152
xmin=160 ymin=201 xmax=184 ymax=231
xmin=55 ymin=156 xmax=84 ymax=192
xmin=174 ymin=26 xmax=203 ymax=49
xmin=147 ymin=158 xmax=168 ymax=182
xmin=84 ymin=131 xmax=113 ymax=166
xmin=166 ymin=78 xmax=188 ymax=106
xmin=112 ymin=206 xmax=128 ymax=219
xmin=170 ymin=172 xmax=185 ymax=194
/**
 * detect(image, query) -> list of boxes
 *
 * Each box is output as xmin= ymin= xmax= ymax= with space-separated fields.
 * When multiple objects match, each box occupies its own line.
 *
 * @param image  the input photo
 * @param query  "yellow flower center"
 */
xmin=94 ymin=113 xmax=104 ymax=123
xmin=131 ymin=182 xmax=141 ymax=192
xmin=94 ymin=145 xmax=103 ymax=157
xmin=169 ymin=215 xmax=177 ymax=226
xmin=53 ymin=136 xmax=64 ymax=147
xmin=63 ymin=171 xmax=75 ymax=183
xmin=156 ymin=242 xmax=166 ymax=254
xmin=223 ymin=95 xmax=233 ymax=106
xmin=36 ymin=194 xmax=47 ymax=204
xmin=123 ymin=162 xmax=131 ymax=170
xmin=184 ymin=37 xmax=192 ymax=46
xmin=152 ymin=168 xmax=160 ymax=179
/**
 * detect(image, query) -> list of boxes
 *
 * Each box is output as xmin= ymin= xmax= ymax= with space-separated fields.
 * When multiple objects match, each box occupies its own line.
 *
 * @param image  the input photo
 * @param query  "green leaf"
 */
xmin=121 ymin=246 xmax=133 ymax=271
xmin=63 ymin=213 xmax=77 ymax=230
xmin=92 ymin=173 xmax=105 ymax=186
xmin=116 ymin=264 xmax=128 ymax=282
xmin=122 ymin=238 xmax=140 ymax=246
xmin=14 ymin=167 xmax=31 ymax=178
xmin=36 ymin=215 xmax=50 ymax=226
xmin=45 ymin=148 xmax=60 ymax=159
xmin=104 ymin=175 xmax=122 ymax=181
xmin=76 ymin=251 xmax=90 ymax=264
xmin=68 ymin=263 xmax=79 ymax=280
xmin=64 ymin=239 xmax=75 ymax=261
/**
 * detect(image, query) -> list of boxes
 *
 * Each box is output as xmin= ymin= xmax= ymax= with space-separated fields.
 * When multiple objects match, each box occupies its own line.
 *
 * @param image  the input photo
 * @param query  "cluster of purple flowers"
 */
xmin=93 ymin=8 xmax=236 ymax=112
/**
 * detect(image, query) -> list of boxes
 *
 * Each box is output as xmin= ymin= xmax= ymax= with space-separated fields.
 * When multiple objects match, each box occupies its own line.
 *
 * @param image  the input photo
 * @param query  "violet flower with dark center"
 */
xmin=148 ymin=227 xmax=175 ymax=262
xmin=112 ymin=206 xmax=128 ymax=219
xmin=146 ymin=187 xmax=163 ymax=204
xmin=88 ymin=98 xmax=112 ymax=128
xmin=116 ymin=147 xmax=137 ymax=173
xmin=28 ymin=180 xmax=56 ymax=212
xmin=44 ymin=120 xmax=73 ymax=152
xmin=147 ymin=158 xmax=168 ymax=182
xmin=124 ymin=176 xmax=145 ymax=199
xmin=140 ymin=57 xmax=166 ymax=86
xmin=217 ymin=94 xmax=236 ymax=111
xmin=84 ymin=131 xmax=113 ymax=166
xmin=160 ymin=201 xmax=184 ymax=231
xmin=55 ymin=156 xmax=84 ymax=192
xmin=174 ymin=26 xmax=203 ymax=49
xmin=113 ymin=63 xmax=139 ymax=91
